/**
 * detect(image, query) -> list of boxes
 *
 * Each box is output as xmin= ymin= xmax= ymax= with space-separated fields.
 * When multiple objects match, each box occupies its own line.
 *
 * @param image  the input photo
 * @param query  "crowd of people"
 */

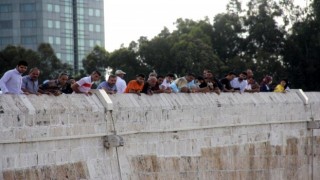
xmin=0 ymin=60 xmax=289 ymax=96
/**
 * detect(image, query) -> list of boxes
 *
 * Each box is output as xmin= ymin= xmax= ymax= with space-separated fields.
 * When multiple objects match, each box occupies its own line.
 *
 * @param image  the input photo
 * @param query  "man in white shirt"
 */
xmin=230 ymin=71 xmax=248 ymax=93
xmin=71 ymin=70 xmax=101 ymax=95
xmin=0 ymin=61 xmax=28 ymax=94
xmin=115 ymin=70 xmax=127 ymax=94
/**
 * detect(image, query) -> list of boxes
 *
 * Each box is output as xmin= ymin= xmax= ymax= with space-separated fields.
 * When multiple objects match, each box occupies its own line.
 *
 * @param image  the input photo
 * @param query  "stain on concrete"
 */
xmin=130 ymin=137 xmax=312 ymax=180
xmin=2 ymin=161 xmax=88 ymax=180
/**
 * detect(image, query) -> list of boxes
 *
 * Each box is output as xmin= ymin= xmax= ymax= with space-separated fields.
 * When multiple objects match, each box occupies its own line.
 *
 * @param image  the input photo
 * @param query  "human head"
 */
xmin=205 ymin=70 xmax=214 ymax=79
xmin=115 ymin=70 xmax=126 ymax=78
xmin=58 ymin=72 xmax=69 ymax=85
xmin=247 ymin=77 xmax=255 ymax=84
xmin=185 ymin=73 xmax=195 ymax=83
xmin=136 ymin=74 xmax=145 ymax=85
xmin=238 ymin=71 xmax=247 ymax=81
xmin=16 ymin=60 xmax=28 ymax=74
xmin=196 ymin=76 xmax=205 ymax=85
xmin=149 ymin=72 xmax=157 ymax=78
xmin=246 ymin=69 xmax=254 ymax=79
xmin=264 ymin=75 xmax=273 ymax=84
xmin=226 ymin=71 xmax=236 ymax=80
xmin=280 ymin=79 xmax=286 ymax=87
xmin=91 ymin=70 xmax=101 ymax=82
xmin=203 ymin=69 xmax=209 ymax=78
xmin=147 ymin=76 xmax=157 ymax=87
xmin=28 ymin=67 xmax=40 ymax=81
xmin=165 ymin=73 xmax=175 ymax=82
xmin=157 ymin=75 xmax=164 ymax=85
xmin=107 ymin=75 xmax=117 ymax=86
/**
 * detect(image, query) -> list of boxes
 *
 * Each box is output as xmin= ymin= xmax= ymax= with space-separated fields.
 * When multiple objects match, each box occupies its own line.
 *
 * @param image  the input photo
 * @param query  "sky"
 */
xmin=104 ymin=0 xmax=229 ymax=52
xmin=104 ymin=0 xmax=308 ymax=52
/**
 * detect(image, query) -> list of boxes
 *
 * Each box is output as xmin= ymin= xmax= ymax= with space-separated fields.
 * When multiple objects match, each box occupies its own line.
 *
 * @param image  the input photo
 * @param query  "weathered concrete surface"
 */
xmin=0 ymin=90 xmax=320 ymax=180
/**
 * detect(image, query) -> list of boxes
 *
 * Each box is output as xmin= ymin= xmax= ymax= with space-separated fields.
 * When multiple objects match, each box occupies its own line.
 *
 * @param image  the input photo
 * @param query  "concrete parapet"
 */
xmin=0 ymin=90 xmax=320 ymax=179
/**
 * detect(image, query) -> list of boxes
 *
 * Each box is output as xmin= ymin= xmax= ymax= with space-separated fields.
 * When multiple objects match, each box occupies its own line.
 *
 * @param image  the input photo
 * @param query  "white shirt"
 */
xmin=160 ymin=78 xmax=171 ymax=89
xmin=116 ymin=76 xmax=126 ymax=94
xmin=76 ymin=76 xmax=92 ymax=93
xmin=230 ymin=77 xmax=247 ymax=93
xmin=0 ymin=68 xmax=24 ymax=94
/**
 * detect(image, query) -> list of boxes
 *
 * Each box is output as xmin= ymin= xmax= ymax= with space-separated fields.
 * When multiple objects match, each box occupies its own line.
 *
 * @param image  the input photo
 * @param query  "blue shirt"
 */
xmin=97 ymin=81 xmax=117 ymax=93
xmin=170 ymin=77 xmax=196 ymax=93
xmin=22 ymin=75 xmax=39 ymax=94
xmin=0 ymin=68 xmax=23 ymax=94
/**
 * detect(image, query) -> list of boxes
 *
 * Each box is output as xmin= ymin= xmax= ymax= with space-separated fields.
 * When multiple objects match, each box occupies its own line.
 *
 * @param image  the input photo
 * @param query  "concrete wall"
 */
xmin=0 ymin=90 xmax=320 ymax=180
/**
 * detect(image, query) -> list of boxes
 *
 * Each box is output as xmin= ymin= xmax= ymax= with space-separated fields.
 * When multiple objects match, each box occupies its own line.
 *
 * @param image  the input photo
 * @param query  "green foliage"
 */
xmin=82 ymin=45 xmax=109 ymax=75
xmin=1 ymin=0 xmax=318 ymax=90
xmin=0 ymin=44 xmax=71 ymax=83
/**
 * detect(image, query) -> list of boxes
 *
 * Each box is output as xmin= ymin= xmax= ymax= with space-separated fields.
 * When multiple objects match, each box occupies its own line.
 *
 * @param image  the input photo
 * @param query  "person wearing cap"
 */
xmin=115 ymin=70 xmax=127 ymax=94
xmin=124 ymin=74 xmax=145 ymax=95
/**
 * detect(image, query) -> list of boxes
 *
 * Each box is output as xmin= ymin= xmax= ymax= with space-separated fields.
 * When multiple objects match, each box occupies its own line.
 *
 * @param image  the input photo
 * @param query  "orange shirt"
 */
xmin=124 ymin=80 xmax=144 ymax=93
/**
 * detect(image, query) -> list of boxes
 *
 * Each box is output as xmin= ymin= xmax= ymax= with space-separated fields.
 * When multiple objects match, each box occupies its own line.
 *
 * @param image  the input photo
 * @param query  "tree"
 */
xmin=243 ymin=0 xmax=287 ymax=81
xmin=108 ymin=47 xmax=150 ymax=81
xmin=283 ymin=0 xmax=320 ymax=90
xmin=37 ymin=43 xmax=72 ymax=82
xmin=0 ymin=44 xmax=72 ymax=83
xmin=82 ymin=46 xmax=109 ymax=75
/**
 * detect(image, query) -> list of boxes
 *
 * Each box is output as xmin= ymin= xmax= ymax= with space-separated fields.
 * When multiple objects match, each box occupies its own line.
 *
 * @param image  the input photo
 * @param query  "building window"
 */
xmin=66 ymin=54 xmax=73 ymax=62
xmin=0 ymin=20 xmax=12 ymax=29
xmin=0 ymin=37 xmax=13 ymax=45
xmin=48 ymin=36 xmax=54 ymax=44
xmin=95 ymin=25 xmax=101 ymax=32
xmin=65 ymin=6 xmax=72 ymax=13
xmin=56 ymin=53 xmax=61 ymax=59
xmin=48 ymin=20 xmax=53 ymax=28
xmin=47 ymin=4 xmax=53 ymax=12
xmin=55 ymin=5 xmax=60 ymax=13
xmin=96 ymin=40 xmax=101 ymax=46
xmin=88 ymin=9 xmax=94 ymax=16
xmin=89 ymin=24 xmax=94 ymax=32
xmin=20 ymin=3 xmax=36 ymax=12
xmin=55 ymin=21 xmax=60 ymax=28
xmin=66 ymin=38 xmax=72 ymax=46
xmin=21 ymin=36 xmax=37 ymax=44
xmin=78 ymin=23 xmax=84 ymax=31
xmin=21 ymin=19 xmax=36 ymax=28
xmin=55 ymin=37 xmax=61 ymax=45
xmin=95 ymin=9 xmax=100 ymax=17
xmin=0 ymin=4 xmax=12 ymax=13
xmin=89 ymin=40 xmax=94 ymax=47
xmin=65 ymin=22 xmax=72 ymax=30
xmin=78 ymin=39 xmax=85 ymax=46
xmin=78 ymin=7 xmax=84 ymax=15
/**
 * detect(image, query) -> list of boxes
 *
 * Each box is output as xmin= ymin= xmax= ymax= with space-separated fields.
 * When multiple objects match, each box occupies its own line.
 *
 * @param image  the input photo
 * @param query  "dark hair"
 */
xmin=136 ymin=74 xmax=145 ymax=78
xmin=17 ymin=60 xmax=28 ymax=67
xmin=166 ymin=73 xmax=175 ymax=78
xmin=228 ymin=71 xmax=236 ymax=76
xmin=108 ymin=75 xmax=117 ymax=79
xmin=187 ymin=72 xmax=196 ymax=77
xmin=29 ymin=67 xmax=40 ymax=73
xmin=240 ymin=71 xmax=247 ymax=76
xmin=197 ymin=76 xmax=205 ymax=81
xmin=92 ymin=70 xmax=101 ymax=76
xmin=59 ymin=72 xmax=68 ymax=77
xmin=157 ymin=75 xmax=164 ymax=79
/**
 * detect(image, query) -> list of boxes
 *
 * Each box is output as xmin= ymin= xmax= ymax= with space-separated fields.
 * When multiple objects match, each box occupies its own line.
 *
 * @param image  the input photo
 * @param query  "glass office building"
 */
xmin=0 ymin=0 xmax=105 ymax=73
